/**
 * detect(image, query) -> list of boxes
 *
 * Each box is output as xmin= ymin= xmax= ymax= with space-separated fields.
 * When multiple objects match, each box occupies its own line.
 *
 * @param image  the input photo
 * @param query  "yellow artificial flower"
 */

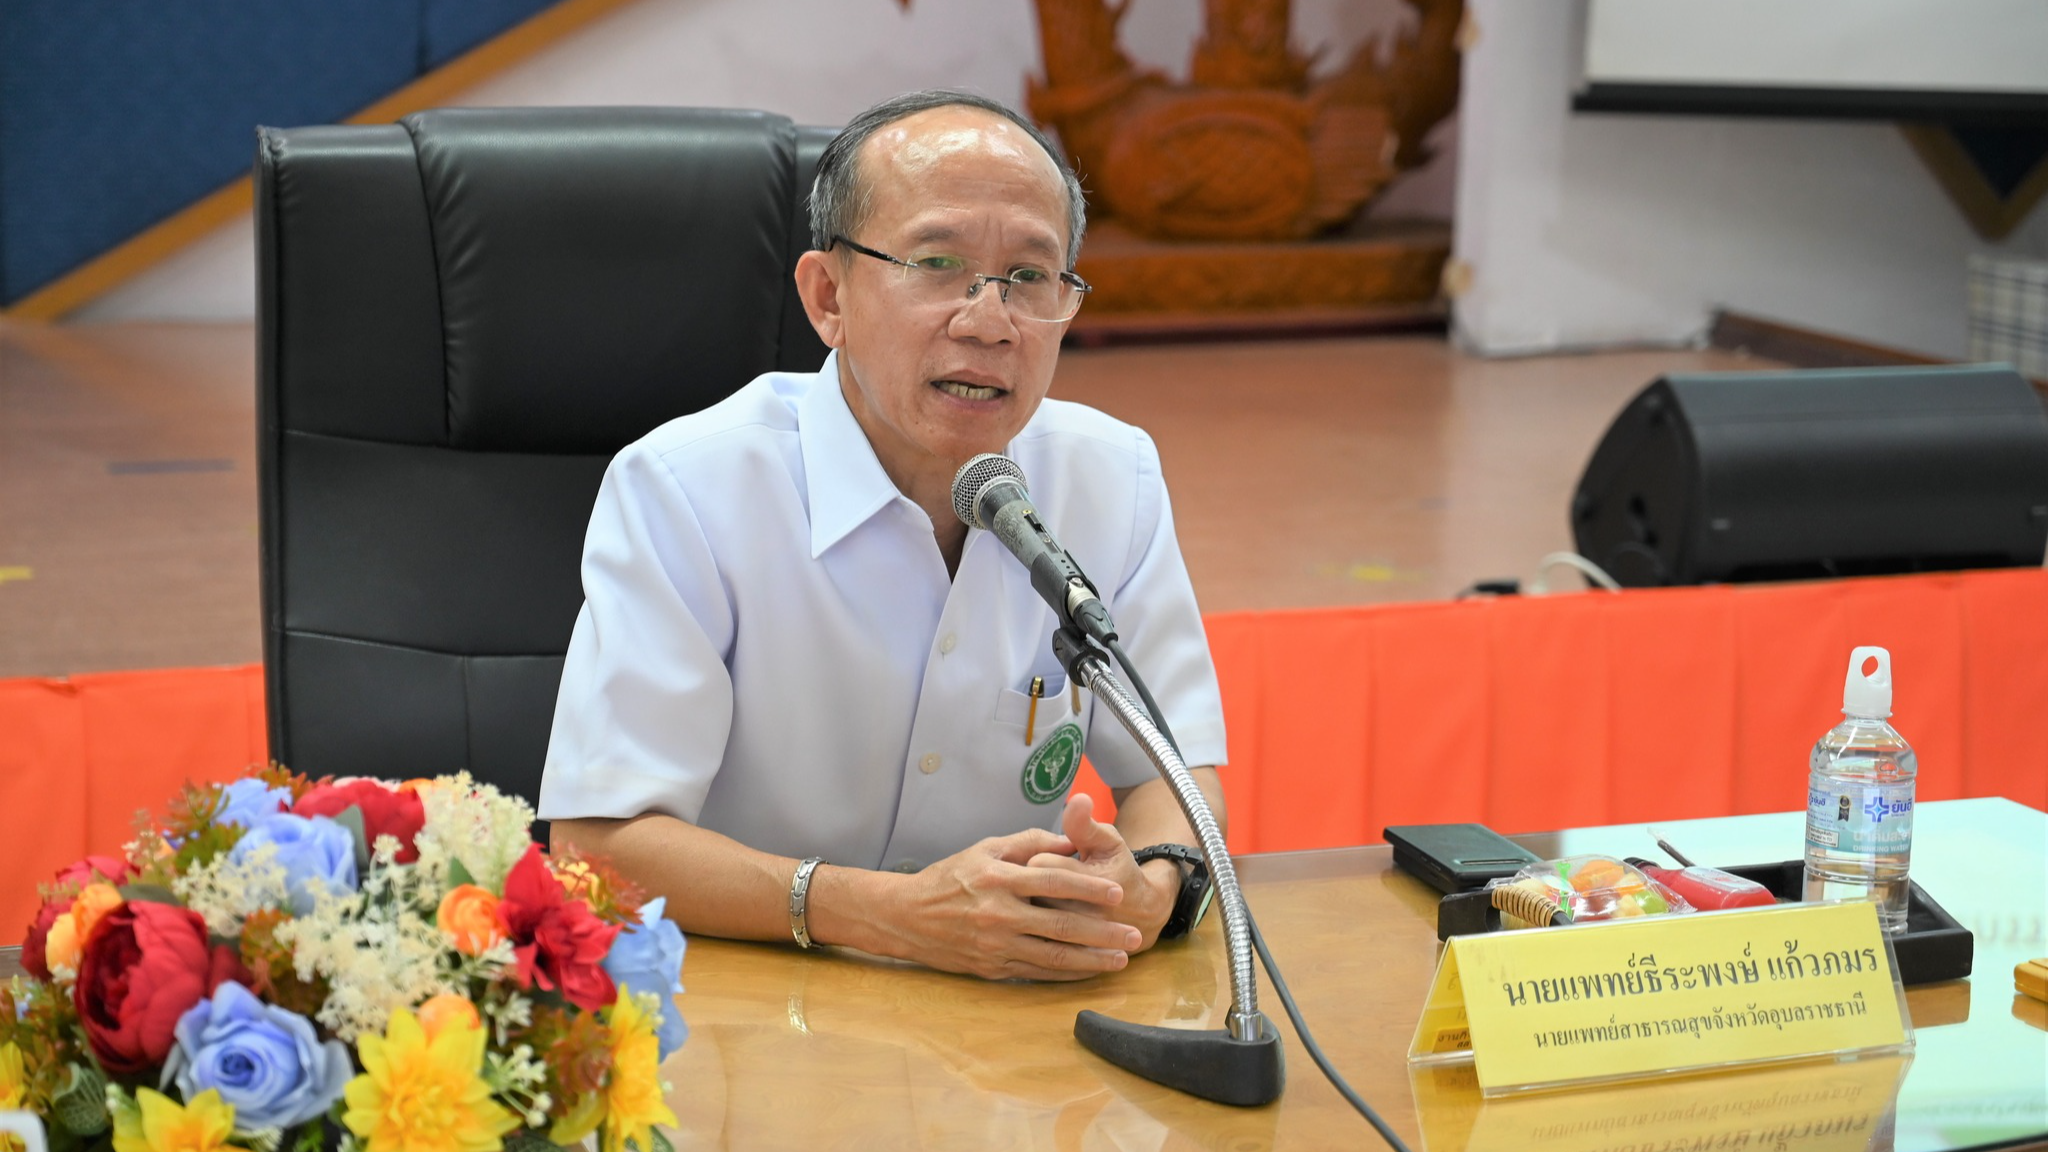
xmin=0 ymin=1041 xmax=25 ymax=1108
xmin=343 ymin=1008 xmax=521 ymax=1152
xmin=601 ymin=992 xmax=678 ymax=1152
xmin=111 ymin=1088 xmax=236 ymax=1152
xmin=0 ymin=1047 xmax=24 ymax=1152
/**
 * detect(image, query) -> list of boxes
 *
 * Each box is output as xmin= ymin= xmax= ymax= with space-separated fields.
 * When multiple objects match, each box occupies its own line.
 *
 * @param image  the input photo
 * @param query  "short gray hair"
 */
xmin=808 ymin=89 xmax=1088 ymax=271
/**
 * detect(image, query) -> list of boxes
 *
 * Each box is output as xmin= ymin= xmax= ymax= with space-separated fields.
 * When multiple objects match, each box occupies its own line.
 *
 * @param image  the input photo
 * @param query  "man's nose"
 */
xmin=948 ymin=278 xmax=1019 ymax=341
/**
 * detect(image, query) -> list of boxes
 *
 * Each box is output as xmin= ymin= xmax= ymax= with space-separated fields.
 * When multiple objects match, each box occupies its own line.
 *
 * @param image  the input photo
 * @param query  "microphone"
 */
xmin=950 ymin=454 xmax=1117 ymax=643
xmin=956 ymin=455 xmax=1284 ymax=1108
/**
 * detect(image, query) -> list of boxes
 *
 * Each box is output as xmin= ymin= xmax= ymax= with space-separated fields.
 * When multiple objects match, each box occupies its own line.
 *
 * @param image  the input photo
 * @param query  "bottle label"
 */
xmin=1804 ymin=781 xmax=1914 ymax=854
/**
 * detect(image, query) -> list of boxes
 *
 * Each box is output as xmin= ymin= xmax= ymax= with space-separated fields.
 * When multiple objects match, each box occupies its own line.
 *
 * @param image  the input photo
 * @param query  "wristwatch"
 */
xmin=1132 ymin=843 xmax=1214 ymax=940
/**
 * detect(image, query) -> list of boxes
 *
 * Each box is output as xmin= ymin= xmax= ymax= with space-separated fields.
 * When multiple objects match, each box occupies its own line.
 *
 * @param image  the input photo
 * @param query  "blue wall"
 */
xmin=0 ymin=0 xmax=555 ymax=306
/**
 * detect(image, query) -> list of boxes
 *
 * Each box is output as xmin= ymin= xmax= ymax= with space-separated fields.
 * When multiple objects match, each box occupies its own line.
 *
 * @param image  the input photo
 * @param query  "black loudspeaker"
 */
xmin=1572 ymin=364 xmax=2048 ymax=587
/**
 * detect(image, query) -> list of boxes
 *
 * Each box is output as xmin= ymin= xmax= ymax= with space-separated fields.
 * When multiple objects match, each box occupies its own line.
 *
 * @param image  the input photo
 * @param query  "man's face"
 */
xmin=801 ymin=106 xmax=1074 ymax=492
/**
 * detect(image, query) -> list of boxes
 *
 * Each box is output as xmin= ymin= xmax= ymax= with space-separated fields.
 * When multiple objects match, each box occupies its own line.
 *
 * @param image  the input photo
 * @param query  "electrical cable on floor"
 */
xmin=1109 ymin=638 xmax=1412 ymax=1148
xmin=1457 ymin=551 xmax=1625 ymax=598
xmin=1527 ymin=550 xmax=1622 ymax=594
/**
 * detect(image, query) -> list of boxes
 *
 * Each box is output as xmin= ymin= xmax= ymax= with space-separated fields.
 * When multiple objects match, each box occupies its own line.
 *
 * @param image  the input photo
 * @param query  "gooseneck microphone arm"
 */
xmin=951 ymin=454 xmax=1284 ymax=1107
xmin=1051 ymin=629 xmax=1285 ymax=1106
xmin=1057 ymin=631 xmax=1259 ymax=1035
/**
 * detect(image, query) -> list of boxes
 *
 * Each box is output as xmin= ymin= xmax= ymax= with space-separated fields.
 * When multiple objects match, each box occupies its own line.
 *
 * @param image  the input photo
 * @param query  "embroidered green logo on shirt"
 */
xmin=1022 ymin=721 xmax=1085 ymax=804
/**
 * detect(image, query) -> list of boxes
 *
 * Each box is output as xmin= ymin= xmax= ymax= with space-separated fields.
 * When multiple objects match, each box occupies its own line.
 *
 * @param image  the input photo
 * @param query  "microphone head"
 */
xmin=951 ymin=453 xmax=1026 ymax=530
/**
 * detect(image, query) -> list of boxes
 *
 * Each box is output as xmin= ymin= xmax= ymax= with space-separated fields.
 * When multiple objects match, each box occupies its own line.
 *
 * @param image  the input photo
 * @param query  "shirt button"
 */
xmin=919 ymin=753 xmax=941 ymax=774
xmin=893 ymin=861 xmax=919 ymax=873
xmin=939 ymin=632 xmax=958 ymax=654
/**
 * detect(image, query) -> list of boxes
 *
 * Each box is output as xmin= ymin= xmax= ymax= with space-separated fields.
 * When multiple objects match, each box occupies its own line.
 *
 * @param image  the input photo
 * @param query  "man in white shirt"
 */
xmin=541 ymin=90 xmax=1227 ymax=981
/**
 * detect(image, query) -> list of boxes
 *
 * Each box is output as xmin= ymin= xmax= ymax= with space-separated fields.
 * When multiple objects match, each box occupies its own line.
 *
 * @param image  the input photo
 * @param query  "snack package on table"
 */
xmin=1484 ymin=854 xmax=1695 ymax=929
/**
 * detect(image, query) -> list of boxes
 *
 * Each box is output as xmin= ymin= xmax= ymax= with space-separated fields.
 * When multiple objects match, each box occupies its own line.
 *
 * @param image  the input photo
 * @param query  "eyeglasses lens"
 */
xmin=899 ymin=262 xmax=1081 ymax=322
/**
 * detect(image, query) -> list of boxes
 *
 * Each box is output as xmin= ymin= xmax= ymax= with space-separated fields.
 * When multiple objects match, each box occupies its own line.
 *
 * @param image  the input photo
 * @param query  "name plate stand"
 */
xmin=1408 ymin=901 xmax=1913 ymax=1096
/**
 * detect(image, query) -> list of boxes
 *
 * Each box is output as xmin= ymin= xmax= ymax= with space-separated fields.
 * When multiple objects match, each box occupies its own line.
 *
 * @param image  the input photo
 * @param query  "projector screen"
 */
xmin=1576 ymin=0 xmax=2048 ymax=121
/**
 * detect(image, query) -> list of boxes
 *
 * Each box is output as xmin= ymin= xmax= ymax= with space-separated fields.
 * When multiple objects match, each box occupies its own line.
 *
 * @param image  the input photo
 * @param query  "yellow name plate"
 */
xmin=1408 ymin=901 xmax=1911 ymax=1095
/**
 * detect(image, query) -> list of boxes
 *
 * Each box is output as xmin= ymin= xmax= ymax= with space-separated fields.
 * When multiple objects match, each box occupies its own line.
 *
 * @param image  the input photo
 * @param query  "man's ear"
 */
xmin=794 ymin=250 xmax=846 ymax=349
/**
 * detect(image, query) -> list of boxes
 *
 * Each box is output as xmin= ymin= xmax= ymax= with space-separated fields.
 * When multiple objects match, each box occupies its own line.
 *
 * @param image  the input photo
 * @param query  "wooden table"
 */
xmin=4 ymin=799 xmax=2041 ymax=1150
xmin=659 ymin=798 xmax=2047 ymax=1151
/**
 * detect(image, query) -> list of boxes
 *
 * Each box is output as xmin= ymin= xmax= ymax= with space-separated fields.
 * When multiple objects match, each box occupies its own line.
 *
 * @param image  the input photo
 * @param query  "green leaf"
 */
xmin=116 ymin=883 xmax=182 ymax=906
xmin=52 ymin=1060 xmax=109 ymax=1136
xmin=448 ymin=856 xmax=477 ymax=888
xmin=651 ymin=1128 xmax=676 ymax=1152
xmin=331 ymin=805 xmax=372 ymax=870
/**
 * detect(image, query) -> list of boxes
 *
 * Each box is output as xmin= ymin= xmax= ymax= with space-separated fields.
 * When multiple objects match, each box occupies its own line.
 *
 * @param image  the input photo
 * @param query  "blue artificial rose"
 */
xmin=602 ymin=896 xmax=689 ymax=1059
xmin=163 ymin=981 xmax=352 ymax=1132
xmin=229 ymin=813 xmax=357 ymax=914
xmin=215 ymin=778 xmax=292 ymax=828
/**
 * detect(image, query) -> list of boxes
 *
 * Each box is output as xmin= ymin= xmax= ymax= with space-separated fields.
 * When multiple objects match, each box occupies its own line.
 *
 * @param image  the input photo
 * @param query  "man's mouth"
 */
xmin=933 ymin=379 xmax=1004 ymax=402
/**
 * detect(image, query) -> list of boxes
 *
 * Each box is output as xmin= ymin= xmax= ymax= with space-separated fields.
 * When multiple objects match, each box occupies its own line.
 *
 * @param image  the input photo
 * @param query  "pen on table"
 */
xmin=1026 ymin=675 xmax=1043 ymax=744
xmin=1655 ymin=836 xmax=1697 ymax=867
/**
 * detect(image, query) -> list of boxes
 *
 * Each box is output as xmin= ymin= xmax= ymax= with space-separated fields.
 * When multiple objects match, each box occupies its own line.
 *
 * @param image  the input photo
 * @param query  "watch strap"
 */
xmin=1132 ymin=843 xmax=1211 ymax=940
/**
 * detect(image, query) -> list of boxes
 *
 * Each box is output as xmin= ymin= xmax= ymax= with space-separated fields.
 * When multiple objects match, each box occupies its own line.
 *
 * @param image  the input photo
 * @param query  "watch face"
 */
xmin=1139 ymin=845 xmax=1213 ymax=939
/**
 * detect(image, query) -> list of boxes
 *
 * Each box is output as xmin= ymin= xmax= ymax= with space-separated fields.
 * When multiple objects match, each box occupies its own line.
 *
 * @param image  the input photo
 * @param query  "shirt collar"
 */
xmin=800 ymin=351 xmax=912 ymax=559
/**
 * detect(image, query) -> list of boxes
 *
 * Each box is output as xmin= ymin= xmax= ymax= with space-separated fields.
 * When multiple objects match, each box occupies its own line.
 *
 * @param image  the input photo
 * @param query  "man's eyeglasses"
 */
xmin=831 ymin=235 xmax=1092 ymax=323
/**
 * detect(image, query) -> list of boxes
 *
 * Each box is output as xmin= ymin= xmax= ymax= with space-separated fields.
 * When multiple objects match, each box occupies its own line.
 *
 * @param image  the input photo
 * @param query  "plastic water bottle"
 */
xmin=1803 ymin=646 xmax=1917 ymax=933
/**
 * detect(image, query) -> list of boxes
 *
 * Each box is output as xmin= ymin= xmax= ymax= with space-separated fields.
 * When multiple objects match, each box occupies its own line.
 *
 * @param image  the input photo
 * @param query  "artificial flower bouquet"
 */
xmin=2 ymin=767 xmax=686 ymax=1152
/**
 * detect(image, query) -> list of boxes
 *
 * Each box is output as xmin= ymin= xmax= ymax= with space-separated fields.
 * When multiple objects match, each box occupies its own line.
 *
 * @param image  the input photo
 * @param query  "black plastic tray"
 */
xmin=1435 ymin=859 xmax=1973 ymax=986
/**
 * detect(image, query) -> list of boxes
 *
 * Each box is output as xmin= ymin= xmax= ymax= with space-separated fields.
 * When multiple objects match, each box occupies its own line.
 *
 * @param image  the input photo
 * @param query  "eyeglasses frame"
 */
xmin=829 ymin=234 xmax=1092 ymax=322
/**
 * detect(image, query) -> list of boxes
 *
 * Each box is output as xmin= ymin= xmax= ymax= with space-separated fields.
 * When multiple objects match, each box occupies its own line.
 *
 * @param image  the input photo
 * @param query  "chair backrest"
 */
xmin=255 ymin=107 xmax=833 ymax=804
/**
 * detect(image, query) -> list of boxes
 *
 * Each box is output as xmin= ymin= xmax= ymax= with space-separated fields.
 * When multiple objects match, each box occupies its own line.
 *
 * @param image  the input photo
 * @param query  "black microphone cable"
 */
xmin=1247 ymin=908 xmax=1414 ymax=1152
xmin=1108 ymin=642 xmax=1414 ymax=1152
xmin=1106 ymin=635 xmax=1176 ymax=751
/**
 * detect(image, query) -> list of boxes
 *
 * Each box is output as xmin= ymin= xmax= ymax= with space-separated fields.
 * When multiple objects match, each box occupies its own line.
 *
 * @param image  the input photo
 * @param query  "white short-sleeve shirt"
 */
xmin=538 ymin=352 xmax=1227 ymax=872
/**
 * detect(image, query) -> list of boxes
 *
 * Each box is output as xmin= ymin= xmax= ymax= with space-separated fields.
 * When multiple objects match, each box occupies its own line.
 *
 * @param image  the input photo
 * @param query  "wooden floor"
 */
xmin=0 ymin=320 xmax=1776 ymax=679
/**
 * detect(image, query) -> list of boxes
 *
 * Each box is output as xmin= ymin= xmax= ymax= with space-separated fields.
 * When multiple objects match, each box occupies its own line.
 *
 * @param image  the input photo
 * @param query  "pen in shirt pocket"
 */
xmin=1025 ymin=675 xmax=1043 ymax=744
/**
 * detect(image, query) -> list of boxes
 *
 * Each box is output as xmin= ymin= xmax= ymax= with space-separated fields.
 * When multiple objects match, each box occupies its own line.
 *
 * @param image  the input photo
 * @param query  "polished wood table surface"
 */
xmin=659 ymin=798 xmax=2047 ymax=1151
xmin=4 ymin=798 xmax=2041 ymax=1150
xmin=664 ymin=843 xmax=1433 ymax=1150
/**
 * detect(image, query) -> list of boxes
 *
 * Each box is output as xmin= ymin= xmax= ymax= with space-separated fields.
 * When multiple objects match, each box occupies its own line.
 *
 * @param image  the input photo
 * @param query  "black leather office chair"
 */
xmin=255 ymin=107 xmax=833 ymax=806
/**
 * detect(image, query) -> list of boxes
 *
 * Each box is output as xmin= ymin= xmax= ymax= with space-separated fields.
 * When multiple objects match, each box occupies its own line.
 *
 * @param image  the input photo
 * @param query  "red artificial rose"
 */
xmin=23 ymin=854 xmax=133 ymax=981
xmin=499 ymin=845 xmax=619 ymax=1012
xmin=294 ymin=780 xmax=425 ymax=863
xmin=74 ymin=901 xmax=250 ymax=1076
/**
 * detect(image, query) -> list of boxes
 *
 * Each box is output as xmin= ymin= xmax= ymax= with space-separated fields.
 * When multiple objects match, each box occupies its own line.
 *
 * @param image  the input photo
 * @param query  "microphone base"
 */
xmin=1074 ymin=1010 xmax=1285 ymax=1106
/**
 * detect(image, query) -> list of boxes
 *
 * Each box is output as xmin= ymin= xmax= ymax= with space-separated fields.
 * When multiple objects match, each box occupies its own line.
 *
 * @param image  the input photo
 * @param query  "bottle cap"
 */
xmin=1842 ymin=646 xmax=1892 ymax=718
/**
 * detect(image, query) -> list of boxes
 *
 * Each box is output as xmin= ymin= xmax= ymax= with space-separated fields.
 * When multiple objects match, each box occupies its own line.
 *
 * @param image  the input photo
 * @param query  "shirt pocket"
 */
xmin=993 ymin=672 xmax=1074 ymax=738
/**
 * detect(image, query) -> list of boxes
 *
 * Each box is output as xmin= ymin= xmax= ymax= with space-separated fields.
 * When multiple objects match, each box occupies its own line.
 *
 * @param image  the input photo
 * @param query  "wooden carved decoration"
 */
xmin=891 ymin=0 xmax=1462 ymax=321
xmin=1023 ymin=0 xmax=1464 ymax=241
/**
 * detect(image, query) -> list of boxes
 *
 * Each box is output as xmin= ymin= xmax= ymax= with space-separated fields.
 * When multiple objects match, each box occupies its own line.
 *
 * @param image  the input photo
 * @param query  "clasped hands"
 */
xmin=878 ymin=793 xmax=1179 ymax=982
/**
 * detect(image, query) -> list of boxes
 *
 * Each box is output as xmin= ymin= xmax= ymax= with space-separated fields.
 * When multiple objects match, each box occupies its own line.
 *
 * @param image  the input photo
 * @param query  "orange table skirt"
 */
xmin=6 ymin=568 xmax=2045 ymax=941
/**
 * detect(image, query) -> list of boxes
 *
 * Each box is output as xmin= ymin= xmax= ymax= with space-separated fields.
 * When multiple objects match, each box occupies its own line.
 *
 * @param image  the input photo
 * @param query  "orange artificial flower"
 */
xmin=416 ymin=993 xmax=482 ymax=1041
xmin=43 ymin=882 xmax=126 ymax=976
xmin=437 ymin=884 xmax=508 ymax=956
